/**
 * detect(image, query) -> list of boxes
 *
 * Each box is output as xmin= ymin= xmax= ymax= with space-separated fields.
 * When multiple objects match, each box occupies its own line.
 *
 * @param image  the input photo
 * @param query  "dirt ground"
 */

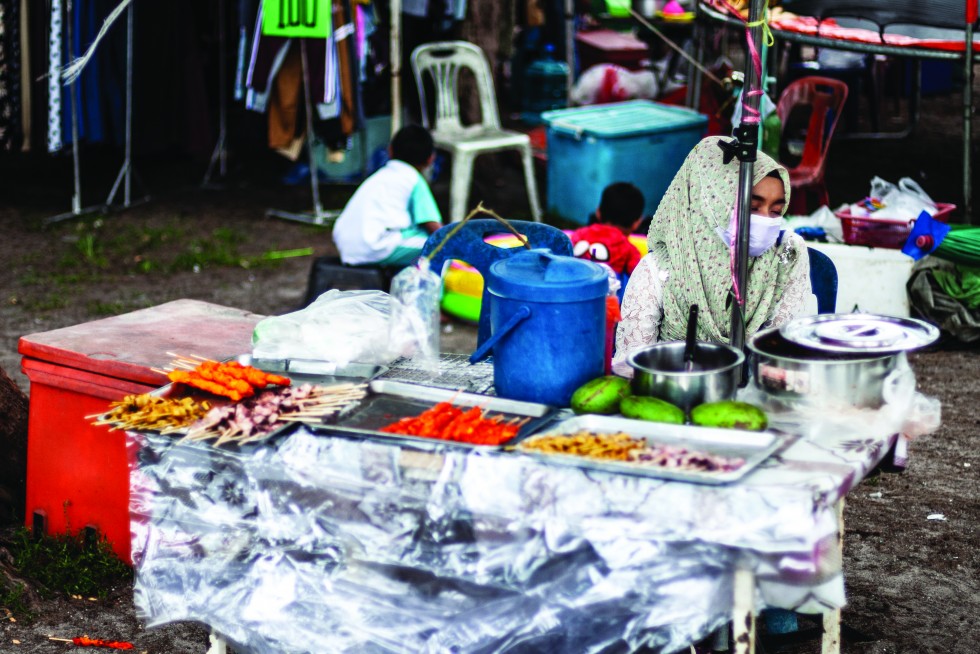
xmin=1 ymin=84 xmax=978 ymax=651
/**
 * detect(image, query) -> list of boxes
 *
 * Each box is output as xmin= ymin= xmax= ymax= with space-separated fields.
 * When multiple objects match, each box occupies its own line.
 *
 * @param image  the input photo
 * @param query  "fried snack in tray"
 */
xmin=183 ymin=382 xmax=367 ymax=446
xmin=379 ymin=401 xmax=526 ymax=446
xmin=518 ymin=431 xmax=746 ymax=473
xmin=167 ymin=356 xmax=291 ymax=401
xmin=92 ymin=394 xmax=213 ymax=434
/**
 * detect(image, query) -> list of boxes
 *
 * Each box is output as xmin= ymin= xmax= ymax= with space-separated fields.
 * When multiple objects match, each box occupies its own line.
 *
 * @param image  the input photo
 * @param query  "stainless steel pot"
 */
xmin=747 ymin=327 xmax=902 ymax=408
xmin=627 ymin=341 xmax=744 ymax=412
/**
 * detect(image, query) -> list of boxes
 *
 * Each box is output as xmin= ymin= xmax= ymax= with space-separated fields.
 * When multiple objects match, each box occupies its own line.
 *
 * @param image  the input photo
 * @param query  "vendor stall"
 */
xmin=122 ymin=349 xmax=930 ymax=654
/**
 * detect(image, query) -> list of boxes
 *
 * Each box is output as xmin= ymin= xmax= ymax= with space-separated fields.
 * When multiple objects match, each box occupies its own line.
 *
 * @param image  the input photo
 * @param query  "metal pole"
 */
xmin=124 ymin=1 xmax=133 ymax=206
xmin=964 ymin=22 xmax=974 ymax=224
xmin=105 ymin=1 xmax=135 ymax=207
xmin=691 ymin=15 xmax=706 ymax=111
xmin=728 ymin=0 xmax=766 ymax=354
xmin=566 ymin=0 xmax=575 ymax=99
xmin=67 ymin=0 xmax=82 ymax=215
xmin=204 ymin=0 xmax=229 ymax=185
xmin=300 ymin=39 xmax=324 ymax=218
xmin=391 ymin=0 xmax=401 ymax=135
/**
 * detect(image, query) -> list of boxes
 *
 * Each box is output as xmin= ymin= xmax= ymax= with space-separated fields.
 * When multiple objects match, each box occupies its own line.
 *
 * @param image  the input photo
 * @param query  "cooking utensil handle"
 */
xmin=469 ymin=305 xmax=533 ymax=364
xmin=684 ymin=305 xmax=700 ymax=364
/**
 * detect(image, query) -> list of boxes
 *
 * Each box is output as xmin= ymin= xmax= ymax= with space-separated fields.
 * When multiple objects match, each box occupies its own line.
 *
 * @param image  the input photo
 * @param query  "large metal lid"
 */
xmin=779 ymin=314 xmax=940 ymax=354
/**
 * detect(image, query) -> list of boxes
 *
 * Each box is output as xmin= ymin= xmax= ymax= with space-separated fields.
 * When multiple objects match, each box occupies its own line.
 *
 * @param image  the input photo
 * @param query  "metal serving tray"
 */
xmin=318 ymin=380 xmax=557 ymax=449
xmin=241 ymin=355 xmax=387 ymax=385
xmin=515 ymin=414 xmax=784 ymax=485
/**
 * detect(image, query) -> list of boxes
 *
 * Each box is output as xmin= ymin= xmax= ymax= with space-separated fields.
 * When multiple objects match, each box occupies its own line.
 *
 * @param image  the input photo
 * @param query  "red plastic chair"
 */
xmin=776 ymin=76 xmax=849 ymax=214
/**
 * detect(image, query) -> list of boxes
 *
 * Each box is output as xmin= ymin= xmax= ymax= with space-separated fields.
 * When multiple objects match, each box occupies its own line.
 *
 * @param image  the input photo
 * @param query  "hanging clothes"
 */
xmin=47 ymin=0 xmax=63 ymax=152
xmin=235 ymin=0 xmax=259 ymax=101
xmin=267 ymin=42 xmax=302 ymax=151
xmin=245 ymin=5 xmax=331 ymax=114
xmin=332 ymin=0 xmax=357 ymax=137
xmin=0 ymin=0 xmax=21 ymax=151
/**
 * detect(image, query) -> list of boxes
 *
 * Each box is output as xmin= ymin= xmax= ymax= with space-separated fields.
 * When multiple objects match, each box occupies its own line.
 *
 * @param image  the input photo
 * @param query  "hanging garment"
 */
xmin=267 ymin=42 xmax=302 ymax=150
xmin=332 ymin=0 xmax=357 ymax=137
xmin=402 ymin=0 xmax=428 ymax=18
xmin=47 ymin=0 xmax=63 ymax=152
xmin=245 ymin=5 xmax=331 ymax=113
xmin=59 ymin=0 xmax=118 ymax=147
xmin=0 ymin=0 xmax=21 ymax=151
xmin=235 ymin=0 xmax=259 ymax=100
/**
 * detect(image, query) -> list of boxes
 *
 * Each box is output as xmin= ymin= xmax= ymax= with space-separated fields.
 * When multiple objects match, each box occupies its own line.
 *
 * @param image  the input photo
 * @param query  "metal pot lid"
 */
xmin=779 ymin=314 xmax=940 ymax=354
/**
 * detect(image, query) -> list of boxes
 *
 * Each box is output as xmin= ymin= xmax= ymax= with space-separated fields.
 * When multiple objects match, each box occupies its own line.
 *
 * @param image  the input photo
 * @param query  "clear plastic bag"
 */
xmin=901 ymin=391 xmax=942 ymax=439
xmin=859 ymin=176 xmax=937 ymax=221
xmin=389 ymin=258 xmax=442 ymax=376
xmin=251 ymin=290 xmax=412 ymax=366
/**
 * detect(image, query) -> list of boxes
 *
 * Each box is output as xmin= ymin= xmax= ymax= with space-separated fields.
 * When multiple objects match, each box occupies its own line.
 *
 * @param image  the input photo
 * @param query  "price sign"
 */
xmin=262 ymin=0 xmax=332 ymax=38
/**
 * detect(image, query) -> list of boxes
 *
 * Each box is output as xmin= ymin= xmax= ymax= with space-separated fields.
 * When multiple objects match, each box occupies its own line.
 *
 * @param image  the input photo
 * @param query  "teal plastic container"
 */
xmin=523 ymin=50 xmax=569 ymax=116
xmin=470 ymin=250 xmax=608 ymax=406
xmin=543 ymin=100 xmax=708 ymax=224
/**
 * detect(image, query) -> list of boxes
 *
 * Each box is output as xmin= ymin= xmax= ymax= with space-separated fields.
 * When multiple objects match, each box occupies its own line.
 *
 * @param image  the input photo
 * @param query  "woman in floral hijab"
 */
xmin=613 ymin=136 xmax=810 ymax=374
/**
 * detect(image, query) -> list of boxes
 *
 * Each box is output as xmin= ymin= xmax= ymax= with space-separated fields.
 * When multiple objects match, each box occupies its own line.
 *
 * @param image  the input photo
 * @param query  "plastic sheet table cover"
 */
xmin=128 ymin=394 xmax=915 ymax=654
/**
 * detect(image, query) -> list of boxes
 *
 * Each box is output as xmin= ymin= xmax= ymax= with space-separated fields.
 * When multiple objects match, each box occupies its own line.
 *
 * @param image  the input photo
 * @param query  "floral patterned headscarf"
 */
xmin=647 ymin=136 xmax=802 ymax=343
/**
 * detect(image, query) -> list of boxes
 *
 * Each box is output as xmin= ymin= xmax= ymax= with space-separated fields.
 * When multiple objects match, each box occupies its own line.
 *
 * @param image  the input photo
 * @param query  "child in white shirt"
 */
xmin=332 ymin=125 xmax=443 ymax=266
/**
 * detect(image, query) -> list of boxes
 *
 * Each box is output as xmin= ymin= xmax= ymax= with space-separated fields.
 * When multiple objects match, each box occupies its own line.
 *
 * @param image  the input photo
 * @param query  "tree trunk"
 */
xmin=0 ymin=366 xmax=28 ymax=525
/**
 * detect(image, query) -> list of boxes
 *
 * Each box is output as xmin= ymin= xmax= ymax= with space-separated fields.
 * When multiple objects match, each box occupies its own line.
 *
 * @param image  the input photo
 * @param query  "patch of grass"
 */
xmin=8 ymin=527 xmax=131 ymax=600
xmin=0 ymin=580 xmax=34 ymax=620
xmin=17 ymin=293 xmax=70 ymax=312
xmin=170 ymin=227 xmax=251 ymax=271
xmin=87 ymin=300 xmax=130 ymax=316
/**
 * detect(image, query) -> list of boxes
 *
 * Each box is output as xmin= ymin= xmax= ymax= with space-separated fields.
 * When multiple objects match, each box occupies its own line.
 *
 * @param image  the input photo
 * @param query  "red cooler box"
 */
xmin=19 ymin=299 xmax=263 ymax=561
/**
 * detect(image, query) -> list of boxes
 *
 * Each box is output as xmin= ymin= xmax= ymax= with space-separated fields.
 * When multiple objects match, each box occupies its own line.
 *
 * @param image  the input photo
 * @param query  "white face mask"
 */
xmin=717 ymin=208 xmax=784 ymax=256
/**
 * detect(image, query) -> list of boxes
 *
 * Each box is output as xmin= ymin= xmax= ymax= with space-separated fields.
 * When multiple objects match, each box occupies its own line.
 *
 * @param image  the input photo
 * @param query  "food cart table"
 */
xmin=126 ymin=358 xmax=911 ymax=654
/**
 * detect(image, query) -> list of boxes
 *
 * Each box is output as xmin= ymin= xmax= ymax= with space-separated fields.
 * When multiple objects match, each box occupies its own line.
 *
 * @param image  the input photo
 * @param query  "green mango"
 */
xmin=690 ymin=401 xmax=768 ymax=431
xmin=570 ymin=376 xmax=632 ymax=414
xmin=619 ymin=395 xmax=685 ymax=425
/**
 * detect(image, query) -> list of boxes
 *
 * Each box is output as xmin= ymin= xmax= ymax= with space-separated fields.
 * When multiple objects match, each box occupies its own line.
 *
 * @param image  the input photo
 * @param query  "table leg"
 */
xmin=821 ymin=498 xmax=845 ymax=654
xmin=206 ymin=632 xmax=228 ymax=654
xmin=733 ymin=566 xmax=756 ymax=654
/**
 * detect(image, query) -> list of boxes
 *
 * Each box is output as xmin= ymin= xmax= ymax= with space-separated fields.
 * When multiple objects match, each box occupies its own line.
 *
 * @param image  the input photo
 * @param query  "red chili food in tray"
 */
xmin=379 ymin=401 xmax=525 ymax=446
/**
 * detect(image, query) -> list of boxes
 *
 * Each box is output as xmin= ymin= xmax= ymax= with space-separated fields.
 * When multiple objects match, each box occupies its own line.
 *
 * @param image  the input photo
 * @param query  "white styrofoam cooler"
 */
xmin=808 ymin=242 xmax=915 ymax=317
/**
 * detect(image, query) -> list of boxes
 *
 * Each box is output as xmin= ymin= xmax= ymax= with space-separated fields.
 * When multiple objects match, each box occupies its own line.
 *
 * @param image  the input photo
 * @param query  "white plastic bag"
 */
xmin=251 ymin=290 xmax=413 ymax=366
xmin=857 ymin=176 xmax=937 ymax=220
xmin=570 ymin=64 xmax=659 ymax=106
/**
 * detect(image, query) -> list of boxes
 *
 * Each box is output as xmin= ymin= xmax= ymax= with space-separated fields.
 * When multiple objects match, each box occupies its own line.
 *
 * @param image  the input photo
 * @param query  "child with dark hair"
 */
xmin=570 ymin=182 xmax=645 ymax=276
xmin=332 ymin=125 xmax=443 ymax=266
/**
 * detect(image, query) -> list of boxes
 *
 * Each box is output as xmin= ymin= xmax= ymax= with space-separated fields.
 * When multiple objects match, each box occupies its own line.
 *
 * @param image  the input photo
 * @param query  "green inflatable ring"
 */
xmin=441 ymin=289 xmax=481 ymax=323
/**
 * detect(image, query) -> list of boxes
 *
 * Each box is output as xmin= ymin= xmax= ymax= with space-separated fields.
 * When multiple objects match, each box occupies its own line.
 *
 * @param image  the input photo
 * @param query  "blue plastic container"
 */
xmin=543 ymin=100 xmax=708 ymax=224
xmin=523 ymin=46 xmax=569 ymax=117
xmin=470 ymin=250 xmax=608 ymax=406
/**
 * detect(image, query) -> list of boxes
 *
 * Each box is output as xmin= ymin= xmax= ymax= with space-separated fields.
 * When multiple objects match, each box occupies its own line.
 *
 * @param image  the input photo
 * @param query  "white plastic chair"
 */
xmin=411 ymin=41 xmax=543 ymax=222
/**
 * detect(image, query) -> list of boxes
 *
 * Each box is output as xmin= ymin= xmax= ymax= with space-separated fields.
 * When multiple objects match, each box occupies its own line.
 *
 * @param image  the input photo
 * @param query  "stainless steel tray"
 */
xmin=241 ymin=355 xmax=387 ymax=385
xmin=317 ymin=380 xmax=557 ymax=449
xmin=515 ymin=415 xmax=784 ymax=484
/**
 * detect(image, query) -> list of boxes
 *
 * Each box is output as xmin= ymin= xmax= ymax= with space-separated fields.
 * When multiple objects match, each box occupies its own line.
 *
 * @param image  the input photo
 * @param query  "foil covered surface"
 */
xmin=130 ymin=390 xmax=921 ymax=653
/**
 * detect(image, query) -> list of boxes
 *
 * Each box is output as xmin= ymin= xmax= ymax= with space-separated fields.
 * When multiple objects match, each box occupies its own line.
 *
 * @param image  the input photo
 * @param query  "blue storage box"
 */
xmin=543 ymin=101 xmax=707 ymax=224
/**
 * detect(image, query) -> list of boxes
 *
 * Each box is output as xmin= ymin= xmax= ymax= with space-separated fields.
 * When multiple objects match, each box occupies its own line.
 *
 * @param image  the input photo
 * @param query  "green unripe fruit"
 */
xmin=690 ymin=401 xmax=768 ymax=431
xmin=619 ymin=395 xmax=685 ymax=424
xmin=570 ymin=376 xmax=632 ymax=414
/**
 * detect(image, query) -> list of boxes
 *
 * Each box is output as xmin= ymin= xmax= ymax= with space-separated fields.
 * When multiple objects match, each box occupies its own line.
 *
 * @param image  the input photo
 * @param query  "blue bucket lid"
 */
xmin=488 ymin=249 xmax=608 ymax=302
